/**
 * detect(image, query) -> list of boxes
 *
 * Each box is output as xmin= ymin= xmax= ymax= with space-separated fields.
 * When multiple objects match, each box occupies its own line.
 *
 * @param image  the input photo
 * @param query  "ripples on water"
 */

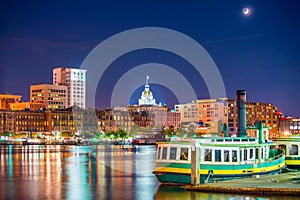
xmin=0 ymin=145 xmax=298 ymax=200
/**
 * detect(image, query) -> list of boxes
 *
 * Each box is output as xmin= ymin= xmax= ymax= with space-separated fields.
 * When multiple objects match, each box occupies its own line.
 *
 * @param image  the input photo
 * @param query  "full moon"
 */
xmin=242 ymin=7 xmax=252 ymax=16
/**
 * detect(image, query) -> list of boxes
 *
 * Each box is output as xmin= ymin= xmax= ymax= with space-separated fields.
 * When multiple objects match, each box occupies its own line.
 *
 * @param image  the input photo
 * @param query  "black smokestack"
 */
xmin=236 ymin=90 xmax=247 ymax=137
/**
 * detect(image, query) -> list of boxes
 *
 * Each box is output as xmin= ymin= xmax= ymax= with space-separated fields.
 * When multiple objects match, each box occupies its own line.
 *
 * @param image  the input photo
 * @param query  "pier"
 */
xmin=185 ymin=171 xmax=300 ymax=196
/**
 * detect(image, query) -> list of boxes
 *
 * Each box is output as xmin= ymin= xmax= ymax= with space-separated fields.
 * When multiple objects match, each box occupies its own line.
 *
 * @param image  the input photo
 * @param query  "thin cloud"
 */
xmin=62 ymin=34 xmax=81 ymax=39
xmin=0 ymin=37 xmax=92 ymax=56
xmin=207 ymin=34 xmax=265 ymax=44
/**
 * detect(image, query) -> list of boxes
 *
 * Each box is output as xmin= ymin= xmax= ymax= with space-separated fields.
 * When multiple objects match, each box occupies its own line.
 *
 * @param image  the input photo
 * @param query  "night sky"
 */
xmin=1 ymin=1 xmax=300 ymax=117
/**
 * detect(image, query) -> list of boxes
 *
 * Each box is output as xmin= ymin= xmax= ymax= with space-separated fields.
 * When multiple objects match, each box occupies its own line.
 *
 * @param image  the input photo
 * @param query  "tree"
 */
xmin=162 ymin=125 xmax=177 ymax=138
xmin=117 ymin=129 xmax=128 ymax=139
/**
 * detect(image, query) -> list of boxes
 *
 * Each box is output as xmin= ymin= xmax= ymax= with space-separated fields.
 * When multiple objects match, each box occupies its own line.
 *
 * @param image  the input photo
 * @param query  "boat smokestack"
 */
xmin=236 ymin=90 xmax=247 ymax=137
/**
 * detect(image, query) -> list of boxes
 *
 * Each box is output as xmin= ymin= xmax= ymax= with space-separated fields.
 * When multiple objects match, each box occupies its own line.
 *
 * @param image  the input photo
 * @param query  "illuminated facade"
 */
xmin=175 ymin=98 xmax=229 ymax=134
xmin=0 ymin=110 xmax=45 ymax=133
xmin=279 ymin=117 xmax=300 ymax=136
xmin=9 ymin=101 xmax=46 ymax=111
xmin=53 ymin=67 xmax=86 ymax=109
xmin=175 ymin=98 xmax=279 ymax=137
xmin=0 ymin=94 xmax=22 ymax=110
xmin=245 ymin=102 xmax=279 ymax=138
xmin=0 ymin=108 xmax=84 ymax=135
xmin=138 ymin=76 xmax=158 ymax=106
xmin=97 ymin=109 xmax=115 ymax=131
xmin=112 ymin=107 xmax=135 ymax=131
xmin=30 ymin=84 xmax=68 ymax=109
xmin=45 ymin=108 xmax=84 ymax=135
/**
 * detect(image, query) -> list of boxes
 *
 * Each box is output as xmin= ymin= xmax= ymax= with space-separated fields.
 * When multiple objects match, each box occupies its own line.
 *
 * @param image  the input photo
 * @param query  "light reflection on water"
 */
xmin=0 ymin=145 xmax=298 ymax=200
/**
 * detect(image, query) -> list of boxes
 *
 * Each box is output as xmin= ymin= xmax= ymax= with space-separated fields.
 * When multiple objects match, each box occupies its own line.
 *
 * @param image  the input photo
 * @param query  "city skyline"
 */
xmin=1 ymin=1 xmax=300 ymax=117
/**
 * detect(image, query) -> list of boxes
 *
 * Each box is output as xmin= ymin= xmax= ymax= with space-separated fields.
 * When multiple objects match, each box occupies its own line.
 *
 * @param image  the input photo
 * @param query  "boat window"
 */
xmin=170 ymin=147 xmax=177 ymax=160
xmin=289 ymin=145 xmax=299 ymax=156
xmin=240 ymin=149 xmax=244 ymax=161
xmin=204 ymin=149 xmax=212 ymax=161
xmin=162 ymin=147 xmax=168 ymax=159
xmin=278 ymin=145 xmax=286 ymax=155
xmin=255 ymin=148 xmax=259 ymax=160
xmin=215 ymin=150 xmax=221 ymax=162
xmin=224 ymin=150 xmax=229 ymax=162
xmin=157 ymin=147 xmax=161 ymax=159
xmin=232 ymin=150 xmax=237 ymax=162
xmin=180 ymin=148 xmax=189 ymax=160
xmin=250 ymin=149 xmax=254 ymax=160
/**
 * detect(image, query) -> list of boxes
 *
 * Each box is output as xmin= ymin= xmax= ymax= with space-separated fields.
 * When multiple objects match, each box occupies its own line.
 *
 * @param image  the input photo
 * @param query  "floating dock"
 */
xmin=185 ymin=171 xmax=300 ymax=196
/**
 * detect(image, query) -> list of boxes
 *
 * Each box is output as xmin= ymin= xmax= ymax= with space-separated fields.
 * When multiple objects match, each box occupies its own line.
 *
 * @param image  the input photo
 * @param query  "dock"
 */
xmin=185 ymin=171 xmax=300 ymax=196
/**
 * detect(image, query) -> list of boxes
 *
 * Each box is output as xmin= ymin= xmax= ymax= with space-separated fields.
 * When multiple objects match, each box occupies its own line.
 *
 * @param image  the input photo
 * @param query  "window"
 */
xmin=170 ymin=147 xmax=177 ymax=160
xmin=204 ymin=149 xmax=212 ymax=161
xmin=224 ymin=150 xmax=230 ymax=162
xmin=215 ymin=150 xmax=221 ymax=162
xmin=239 ymin=149 xmax=243 ymax=161
xmin=279 ymin=144 xmax=286 ymax=155
xmin=255 ymin=148 xmax=259 ymax=160
xmin=261 ymin=147 xmax=264 ymax=159
xmin=231 ymin=150 xmax=237 ymax=162
xmin=290 ymin=145 xmax=299 ymax=156
xmin=180 ymin=148 xmax=188 ymax=160
xmin=250 ymin=149 xmax=254 ymax=160
xmin=157 ymin=147 xmax=161 ymax=159
xmin=162 ymin=147 xmax=168 ymax=159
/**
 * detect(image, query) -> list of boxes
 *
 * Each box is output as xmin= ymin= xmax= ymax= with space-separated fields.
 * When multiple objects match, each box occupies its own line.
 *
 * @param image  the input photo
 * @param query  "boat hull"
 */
xmin=153 ymin=156 xmax=285 ymax=184
xmin=285 ymin=156 xmax=300 ymax=169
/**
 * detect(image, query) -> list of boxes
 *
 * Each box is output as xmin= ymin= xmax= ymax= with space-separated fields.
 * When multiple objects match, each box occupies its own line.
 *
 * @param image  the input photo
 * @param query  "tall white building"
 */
xmin=53 ymin=67 xmax=86 ymax=109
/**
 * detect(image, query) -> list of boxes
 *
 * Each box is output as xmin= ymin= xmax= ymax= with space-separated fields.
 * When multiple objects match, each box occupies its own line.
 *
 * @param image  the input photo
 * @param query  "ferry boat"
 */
xmin=274 ymin=137 xmax=300 ymax=169
xmin=153 ymin=136 xmax=285 ymax=184
xmin=153 ymin=90 xmax=285 ymax=184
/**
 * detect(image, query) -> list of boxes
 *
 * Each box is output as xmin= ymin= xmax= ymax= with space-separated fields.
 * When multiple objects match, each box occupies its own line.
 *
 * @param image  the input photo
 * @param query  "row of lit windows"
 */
xmin=16 ymin=115 xmax=44 ymax=120
xmin=16 ymin=121 xmax=44 ymax=126
xmin=31 ymin=89 xmax=44 ymax=93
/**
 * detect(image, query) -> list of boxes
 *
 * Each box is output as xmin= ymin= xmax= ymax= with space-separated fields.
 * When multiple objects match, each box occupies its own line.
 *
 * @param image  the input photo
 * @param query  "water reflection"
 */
xmin=0 ymin=145 xmax=298 ymax=200
xmin=0 ymin=145 xmax=159 ymax=200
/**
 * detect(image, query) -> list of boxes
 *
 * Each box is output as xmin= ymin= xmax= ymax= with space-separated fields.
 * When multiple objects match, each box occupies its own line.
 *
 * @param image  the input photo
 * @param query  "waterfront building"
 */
xmin=0 ymin=110 xmax=45 ymax=134
xmin=127 ymin=76 xmax=172 ymax=130
xmin=97 ymin=109 xmax=115 ymax=132
xmin=0 ymin=110 xmax=16 ymax=133
xmin=245 ymin=102 xmax=279 ymax=138
xmin=0 ymin=94 xmax=22 ymax=110
xmin=279 ymin=116 xmax=300 ymax=136
xmin=53 ymin=67 xmax=87 ymax=109
xmin=30 ymin=84 xmax=68 ymax=109
xmin=112 ymin=107 xmax=135 ymax=132
xmin=165 ymin=111 xmax=181 ymax=129
xmin=175 ymin=98 xmax=229 ymax=134
xmin=46 ymin=107 xmax=84 ymax=136
xmin=9 ymin=101 xmax=46 ymax=111
xmin=175 ymin=97 xmax=279 ymax=137
xmin=0 ymin=107 xmax=84 ymax=137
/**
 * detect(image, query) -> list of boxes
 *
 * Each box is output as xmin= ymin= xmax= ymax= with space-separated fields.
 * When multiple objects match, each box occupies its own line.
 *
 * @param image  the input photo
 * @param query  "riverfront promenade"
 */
xmin=185 ymin=171 xmax=300 ymax=196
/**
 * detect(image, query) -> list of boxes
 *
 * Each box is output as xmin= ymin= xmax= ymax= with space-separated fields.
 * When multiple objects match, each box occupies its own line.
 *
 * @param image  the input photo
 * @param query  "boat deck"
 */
xmin=185 ymin=171 xmax=300 ymax=196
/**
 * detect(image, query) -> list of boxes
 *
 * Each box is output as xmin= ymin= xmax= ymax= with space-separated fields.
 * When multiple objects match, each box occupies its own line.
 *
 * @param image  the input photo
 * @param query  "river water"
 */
xmin=0 ymin=145 xmax=298 ymax=200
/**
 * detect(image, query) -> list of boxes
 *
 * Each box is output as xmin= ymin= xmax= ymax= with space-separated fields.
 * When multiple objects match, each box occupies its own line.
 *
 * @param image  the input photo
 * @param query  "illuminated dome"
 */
xmin=139 ymin=76 xmax=157 ymax=106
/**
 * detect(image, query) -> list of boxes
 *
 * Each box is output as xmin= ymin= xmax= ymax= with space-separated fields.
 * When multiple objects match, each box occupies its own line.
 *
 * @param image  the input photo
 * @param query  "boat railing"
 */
xmin=199 ymin=137 xmax=258 ymax=144
xmin=266 ymin=148 xmax=285 ymax=162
